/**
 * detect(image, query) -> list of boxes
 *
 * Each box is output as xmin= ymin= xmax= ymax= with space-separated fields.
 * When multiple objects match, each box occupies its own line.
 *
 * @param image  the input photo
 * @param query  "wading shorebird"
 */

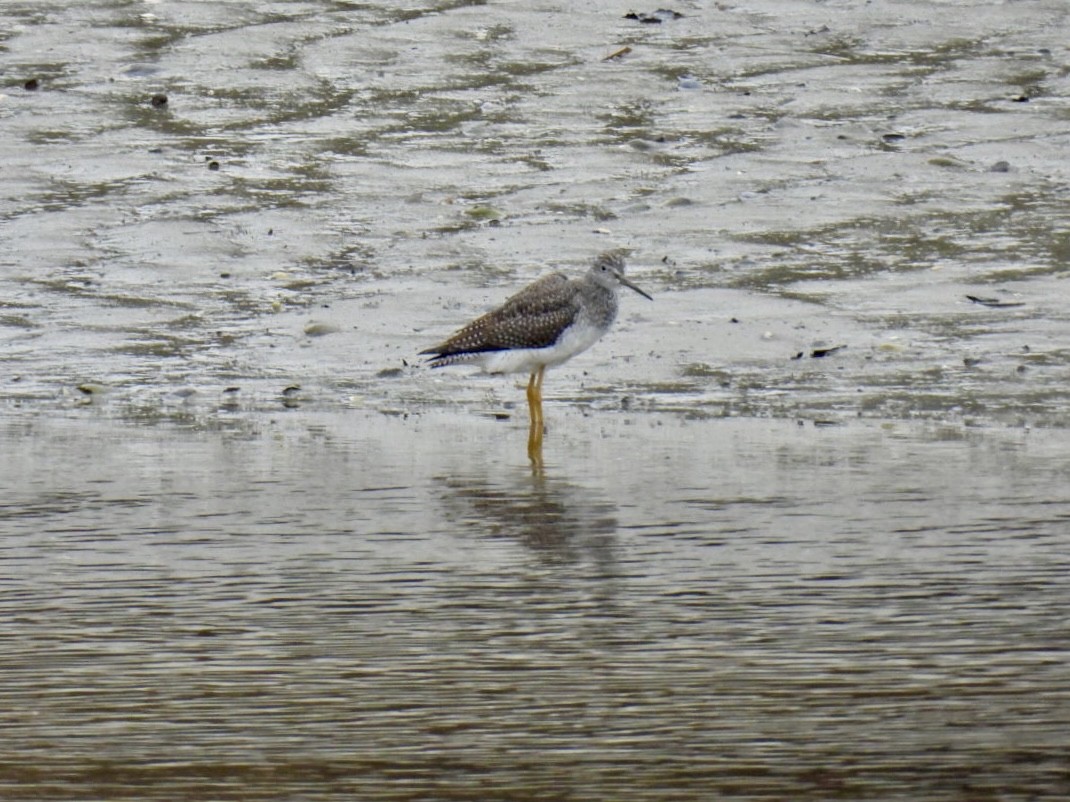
xmin=420 ymin=250 xmax=652 ymax=463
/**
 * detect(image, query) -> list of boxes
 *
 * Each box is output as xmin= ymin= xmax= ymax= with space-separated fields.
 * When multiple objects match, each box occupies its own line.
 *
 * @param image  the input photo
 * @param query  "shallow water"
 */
xmin=3 ymin=0 xmax=1070 ymax=799
xmin=3 ymin=412 xmax=1070 ymax=800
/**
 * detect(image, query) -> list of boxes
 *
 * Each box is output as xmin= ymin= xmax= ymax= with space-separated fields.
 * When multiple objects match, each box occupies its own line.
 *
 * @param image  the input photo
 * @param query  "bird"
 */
xmin=420 ymin=250 xmax=652 ymax=462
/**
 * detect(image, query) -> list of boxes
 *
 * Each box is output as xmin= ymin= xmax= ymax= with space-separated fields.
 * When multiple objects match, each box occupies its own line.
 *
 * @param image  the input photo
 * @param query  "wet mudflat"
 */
xmin=3 ymin=0 xmax=1070 ymax=799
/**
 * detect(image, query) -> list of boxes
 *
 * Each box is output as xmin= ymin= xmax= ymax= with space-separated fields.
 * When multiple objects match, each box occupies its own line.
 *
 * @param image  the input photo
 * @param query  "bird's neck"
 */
xmin=582 ymin=283 xmax=617 ymax=330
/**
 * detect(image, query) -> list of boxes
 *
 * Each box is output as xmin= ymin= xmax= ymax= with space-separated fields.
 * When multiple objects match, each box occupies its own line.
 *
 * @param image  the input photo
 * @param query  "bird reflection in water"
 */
xmin=435 ymin=469 xmax=619 ymax=565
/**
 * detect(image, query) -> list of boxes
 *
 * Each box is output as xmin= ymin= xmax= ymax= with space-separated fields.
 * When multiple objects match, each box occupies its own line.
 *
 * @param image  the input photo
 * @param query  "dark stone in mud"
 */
xmin=625 ymin=9 xmax=683 ymax=24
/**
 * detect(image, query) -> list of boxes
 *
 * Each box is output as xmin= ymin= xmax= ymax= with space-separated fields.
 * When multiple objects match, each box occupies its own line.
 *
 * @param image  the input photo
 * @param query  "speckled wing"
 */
xmin=421 ymin=273 xmax=578 ymax=366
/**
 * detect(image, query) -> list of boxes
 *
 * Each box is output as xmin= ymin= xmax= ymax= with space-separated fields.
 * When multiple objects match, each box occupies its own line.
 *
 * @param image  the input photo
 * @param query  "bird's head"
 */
xmin=592 ymin=250 xmax=652 ymax=301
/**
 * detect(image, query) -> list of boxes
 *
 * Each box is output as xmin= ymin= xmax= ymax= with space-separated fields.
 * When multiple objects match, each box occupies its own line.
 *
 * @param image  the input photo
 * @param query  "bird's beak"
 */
xmin=618 ymin=274 xmax=653 ymax=301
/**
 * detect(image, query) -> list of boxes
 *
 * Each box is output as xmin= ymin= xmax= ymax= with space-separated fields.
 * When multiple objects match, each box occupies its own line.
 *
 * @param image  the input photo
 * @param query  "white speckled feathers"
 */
xmin=420 ymin=251 xmax=648 ymax=375
xmin=421 ymin=273 xmax=580 ymax=368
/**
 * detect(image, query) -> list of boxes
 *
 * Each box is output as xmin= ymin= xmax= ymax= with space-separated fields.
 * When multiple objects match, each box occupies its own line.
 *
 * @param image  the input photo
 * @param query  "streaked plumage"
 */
xmin=420 ymin=250 xmax=651 ymax=463
xmin=420 ymin=251 xmax=650 ymax=374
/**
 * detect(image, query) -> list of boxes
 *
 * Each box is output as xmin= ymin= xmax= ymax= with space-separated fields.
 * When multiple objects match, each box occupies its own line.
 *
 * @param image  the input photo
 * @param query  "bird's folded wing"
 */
xmin=426 ymin=273 xmax=579 ymax=355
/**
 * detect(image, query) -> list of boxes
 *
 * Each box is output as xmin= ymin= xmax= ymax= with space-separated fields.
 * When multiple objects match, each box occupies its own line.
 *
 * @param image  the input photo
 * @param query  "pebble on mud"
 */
xmin=303 ymin=321 xmax=340 ymax=337
xmin=625 ymin=9 xmax=683 ymax=24
xmin=281 ymin=385 xmax=303 ymax=408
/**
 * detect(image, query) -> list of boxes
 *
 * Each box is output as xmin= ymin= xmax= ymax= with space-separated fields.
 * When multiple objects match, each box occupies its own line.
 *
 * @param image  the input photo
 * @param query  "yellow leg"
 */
xmin=526 ymin=366 xmax=545 ymax=465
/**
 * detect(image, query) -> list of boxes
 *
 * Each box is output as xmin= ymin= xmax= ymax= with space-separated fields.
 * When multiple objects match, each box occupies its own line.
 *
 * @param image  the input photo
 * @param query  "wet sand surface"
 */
xmin=3 ymin=0 xmax=1070 ymax=799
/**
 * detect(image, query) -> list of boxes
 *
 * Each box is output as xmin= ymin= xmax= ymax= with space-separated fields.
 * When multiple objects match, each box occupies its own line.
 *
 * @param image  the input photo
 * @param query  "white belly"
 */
xmin=478 ymin=320 xmax=606 ymax=375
